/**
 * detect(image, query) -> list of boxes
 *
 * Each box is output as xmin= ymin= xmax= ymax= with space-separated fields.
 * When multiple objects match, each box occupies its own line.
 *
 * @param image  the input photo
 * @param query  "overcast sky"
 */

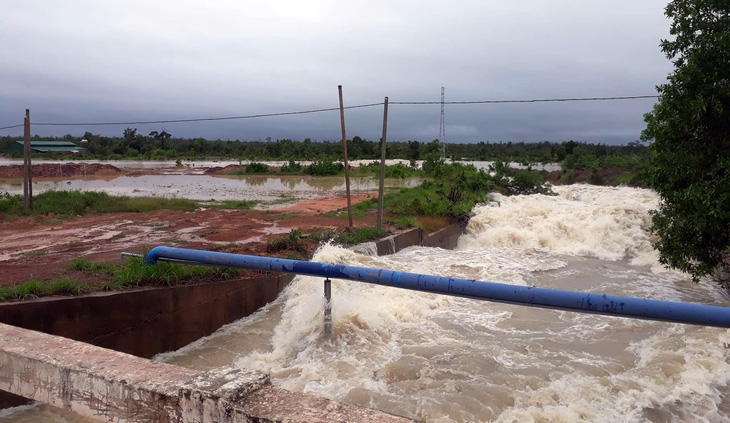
xmin=0 ymin=0 xmax=673 ymax=144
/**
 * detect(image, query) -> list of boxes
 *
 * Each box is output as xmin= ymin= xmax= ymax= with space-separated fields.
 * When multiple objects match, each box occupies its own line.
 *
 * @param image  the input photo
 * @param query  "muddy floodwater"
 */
xmin=0 ymin=173 xmax=420 ymax=202
xmin=4 ymin=185 xmax=730 ymax=422
xmin=0 ymin=158 xmax=561 ymax=173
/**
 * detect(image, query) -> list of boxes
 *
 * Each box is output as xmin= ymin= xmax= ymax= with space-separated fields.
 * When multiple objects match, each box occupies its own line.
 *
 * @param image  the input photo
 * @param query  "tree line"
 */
xmin=0 ymin=129 xmax=647 ymax=169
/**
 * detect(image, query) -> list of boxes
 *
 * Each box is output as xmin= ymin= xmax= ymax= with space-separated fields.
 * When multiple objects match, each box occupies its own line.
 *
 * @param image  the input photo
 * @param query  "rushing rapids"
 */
xmin=5 ymin=185 xmax=730 ymax=422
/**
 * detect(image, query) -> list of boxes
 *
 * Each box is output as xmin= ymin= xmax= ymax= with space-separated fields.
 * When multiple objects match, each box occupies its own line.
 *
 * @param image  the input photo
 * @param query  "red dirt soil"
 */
xmin=0 ymin=186 xmax=384 ymax=286
xmin=0 ymin=163 xmax=124 ymax=179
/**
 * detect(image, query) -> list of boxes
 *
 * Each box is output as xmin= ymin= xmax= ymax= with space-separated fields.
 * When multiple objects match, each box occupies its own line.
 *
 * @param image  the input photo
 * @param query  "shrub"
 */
xmin=267 ymin=229 xmax=307 ymax=254
xmin=505 ymin=172 xmax=555 ymax=195
xmin=393 ymin=216 xmax=418 ymax=229
xmin=245 ymin=162 xmax=269 ymax=174
xmin=308 ymin=228 xmax=337 ymax=243
xmin=306 ymin=160 xmax=343 ymax=176
xmin=588 ymin=169 xmax=605 ymax=185
xmin=280 ymin=160 xmax=303 ymax=173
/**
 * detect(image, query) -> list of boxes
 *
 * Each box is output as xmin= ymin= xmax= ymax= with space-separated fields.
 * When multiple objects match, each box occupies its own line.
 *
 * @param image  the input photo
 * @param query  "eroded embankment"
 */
xmin=0 ymin=163 xmax=123 ymax=179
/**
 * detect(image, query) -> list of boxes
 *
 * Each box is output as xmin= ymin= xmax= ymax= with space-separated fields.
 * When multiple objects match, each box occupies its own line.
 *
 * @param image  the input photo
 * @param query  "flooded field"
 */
xmin=0 ymin=173 xmax=420 ymax=202
xmin=0 ymin=159 xmax=431 ymax=202
xmin=0 ymin=158 xmax=559 ymax=203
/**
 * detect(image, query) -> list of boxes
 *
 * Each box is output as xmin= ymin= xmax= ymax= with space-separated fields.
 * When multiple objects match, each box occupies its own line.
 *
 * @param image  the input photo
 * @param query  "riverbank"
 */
xmin=0 ymin=191 xmax=427 ymax=287
xmin=0 ymin=159 xmax=644 ymax=297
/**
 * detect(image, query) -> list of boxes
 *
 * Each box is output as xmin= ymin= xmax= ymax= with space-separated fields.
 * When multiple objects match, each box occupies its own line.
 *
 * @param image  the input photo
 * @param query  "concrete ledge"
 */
xmin=423 ymin=222 xmax=464 ymax=250
xmin=0 ymin=323 xmax=413 ymax=422
xmin=355 ymin=223 xmax=465 ymax=256
xmin=0 ymin=274 xmax=294 ymax=359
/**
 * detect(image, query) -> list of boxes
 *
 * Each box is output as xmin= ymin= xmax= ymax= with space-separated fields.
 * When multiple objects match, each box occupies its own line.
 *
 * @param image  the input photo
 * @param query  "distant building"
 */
xmin=2 ymin=141 xmax=83 ymax=155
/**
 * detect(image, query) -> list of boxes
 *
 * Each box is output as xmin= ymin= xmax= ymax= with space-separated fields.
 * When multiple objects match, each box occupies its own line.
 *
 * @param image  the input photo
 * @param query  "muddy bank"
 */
xmin=544 ymin=167 xmax=643 ymax=186
xmin=0 ymin=163 xmax=123 ymax=179
xmin=0 ymin=192 xmax=388 ymax=286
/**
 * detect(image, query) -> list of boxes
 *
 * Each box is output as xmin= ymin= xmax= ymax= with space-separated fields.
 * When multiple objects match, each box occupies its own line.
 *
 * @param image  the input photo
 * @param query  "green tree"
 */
xmin=641 ymin=0 xmax=730 ymax=282
xmin=407 ymin=140 xmax=421 ymax=166
xmin=123 ymin=127 xmax=137 ymax=141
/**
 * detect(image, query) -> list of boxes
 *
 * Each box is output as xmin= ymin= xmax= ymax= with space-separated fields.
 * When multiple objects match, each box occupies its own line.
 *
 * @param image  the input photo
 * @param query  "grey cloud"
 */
xmin=0 ymin=0 xmax=672 ymax=144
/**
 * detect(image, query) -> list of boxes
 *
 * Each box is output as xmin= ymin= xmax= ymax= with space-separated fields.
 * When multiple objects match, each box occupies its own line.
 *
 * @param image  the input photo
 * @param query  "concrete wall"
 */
xmin=0 ymin=274 xmax=293 ymax=359
xmin=0 ymin=223 xmax=465 ymax=413
xmin=423 ymin=222 xmax=464 ymax=250
xmin=0 ymin=322 xmax=412 ymax=422
xmin=0 ymin=274 xmax=293 ymax=409
xmin=367 ymin=223 xmax=464 ymax=256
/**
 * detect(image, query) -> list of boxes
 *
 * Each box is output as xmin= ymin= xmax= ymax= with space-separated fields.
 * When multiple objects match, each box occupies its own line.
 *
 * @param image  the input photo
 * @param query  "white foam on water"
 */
xmin=459 ymin=185 xmax=672 ymax=273
xmin=216 ymin=185 xmax=730 ymax=422
xmin=495 ymin=326 xmax=730 ymax=423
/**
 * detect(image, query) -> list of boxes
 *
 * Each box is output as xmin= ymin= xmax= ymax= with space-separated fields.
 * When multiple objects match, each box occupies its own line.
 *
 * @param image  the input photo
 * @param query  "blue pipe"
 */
xmin=146 ymin=246 xmax=730 ymax=328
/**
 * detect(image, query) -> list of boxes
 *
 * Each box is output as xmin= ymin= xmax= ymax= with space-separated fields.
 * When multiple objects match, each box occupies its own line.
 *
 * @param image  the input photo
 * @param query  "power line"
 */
xmin=30 ymin=103 xmax=384 ymax=127
xmin=389 ymin=95 xmax=659 ymax=105
xmin=0 ymin=124 xmax=23 ymax=131
xmin=0 ymin=95 xmax=659 ymax=129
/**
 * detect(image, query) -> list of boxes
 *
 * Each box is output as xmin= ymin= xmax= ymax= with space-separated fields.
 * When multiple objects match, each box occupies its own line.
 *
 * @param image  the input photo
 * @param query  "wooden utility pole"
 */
xmin=377 ymin=97 xmax=389 ymax=229
xmin=23 ymin=109 xmax=33 ymax=211
xmin=338 ymin=85 xmax=353 ymax=228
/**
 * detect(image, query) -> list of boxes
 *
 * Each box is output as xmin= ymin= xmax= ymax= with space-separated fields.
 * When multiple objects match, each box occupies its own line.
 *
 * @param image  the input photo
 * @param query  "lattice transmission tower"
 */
xmin=439 ymin=87 xmax=446 ymax=159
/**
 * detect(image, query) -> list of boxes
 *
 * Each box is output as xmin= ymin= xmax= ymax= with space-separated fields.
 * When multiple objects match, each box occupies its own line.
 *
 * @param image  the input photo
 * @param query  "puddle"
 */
xmin=0 ymin=221 xmax=140 ymax=261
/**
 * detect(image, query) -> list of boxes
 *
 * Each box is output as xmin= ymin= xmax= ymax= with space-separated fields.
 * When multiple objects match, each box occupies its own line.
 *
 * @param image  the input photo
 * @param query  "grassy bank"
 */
xmin=0 ymin=191 xmax=277 ymax=220
xmin=0 ymin=224 xmax=393 ymax=301
xmin=0 ymin=257 xmax=243 ymax=302
xmin=0 ymin=191 xmax=199 ymax=218
xmin=0 ymin=277 xmax=85 ymax=301
xmin=67 ymin=257 xmax=240 ymax=288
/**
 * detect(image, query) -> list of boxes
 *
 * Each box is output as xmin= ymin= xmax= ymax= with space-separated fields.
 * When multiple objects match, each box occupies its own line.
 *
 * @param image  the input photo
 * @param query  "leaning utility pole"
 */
xmin=338 ymin=85 xmax=353 ymax=228
xmin=377 ymin=97 xmax=389 ymax=229
xmin=23 ymin=109 xmax=33 ymax=211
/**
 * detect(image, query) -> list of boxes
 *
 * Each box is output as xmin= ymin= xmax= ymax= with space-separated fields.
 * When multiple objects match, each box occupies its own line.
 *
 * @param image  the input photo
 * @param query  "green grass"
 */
xmin=352 ymin=163 xmax=423 ymax=178
xmin=392 ymin=216 xmax=418 ymax=229
xmin=336 ymin=227 xmax=388 ymax=245
xmin=0 ymin=277 xmax=85 ymax=301
xmin=0 ymin=191 xmax=199 ymax=218
xmin=308 ymin=228 xmax=337 ymax=243
xmin=226 ymin=162 xmax=269 ymax=175
xmin=326 ymin=197 xmax=378 ymax=219
xmin=0 ymin=280 xmax=45 ymax=301
xmin=68 ymin=257 xmax=241 ymax=291
xmin=47 ymin=277 xmax=84 ymax=296
xmin=66 ymin=258 xmax=117 ymax=275
xmin=267 ymin=229 xmax=307 ymax=254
